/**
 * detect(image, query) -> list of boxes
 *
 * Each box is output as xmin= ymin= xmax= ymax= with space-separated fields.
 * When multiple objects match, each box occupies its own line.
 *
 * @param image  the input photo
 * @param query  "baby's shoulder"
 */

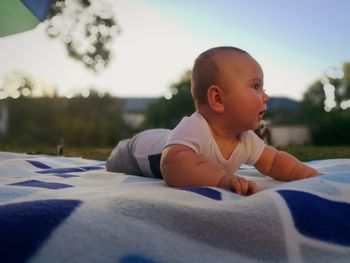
xmin=172 ymin=112 xmax=208 ymax=133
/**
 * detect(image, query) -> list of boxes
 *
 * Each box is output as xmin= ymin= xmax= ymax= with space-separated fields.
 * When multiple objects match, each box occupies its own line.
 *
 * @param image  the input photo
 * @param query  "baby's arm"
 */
xmin=254 ymin=146 xmax=320 ymax=181
xmin=161 ymin=144 xmax=259 ymax=195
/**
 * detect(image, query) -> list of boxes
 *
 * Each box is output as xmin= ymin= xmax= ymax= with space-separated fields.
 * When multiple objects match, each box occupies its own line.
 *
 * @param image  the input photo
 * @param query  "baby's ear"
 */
xmin=207 ymin=85 xmax=224 ymax=113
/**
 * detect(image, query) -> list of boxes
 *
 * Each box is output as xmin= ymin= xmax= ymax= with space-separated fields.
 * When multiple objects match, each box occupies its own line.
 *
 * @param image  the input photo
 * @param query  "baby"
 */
xmin=106 ymin=46 xmax=319 ymax=195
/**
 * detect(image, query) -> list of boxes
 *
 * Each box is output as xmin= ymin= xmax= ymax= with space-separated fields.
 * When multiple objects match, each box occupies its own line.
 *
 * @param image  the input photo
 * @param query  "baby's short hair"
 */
xmin=191 ymin=46 xmax=248 ymax=107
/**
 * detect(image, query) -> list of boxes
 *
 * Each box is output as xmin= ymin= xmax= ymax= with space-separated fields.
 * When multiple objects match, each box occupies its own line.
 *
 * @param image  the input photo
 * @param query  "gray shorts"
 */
xmin=106 ymin=138 xmax=143 ymax=176
xmin=106 ymin=129 xmax=169 ymax=178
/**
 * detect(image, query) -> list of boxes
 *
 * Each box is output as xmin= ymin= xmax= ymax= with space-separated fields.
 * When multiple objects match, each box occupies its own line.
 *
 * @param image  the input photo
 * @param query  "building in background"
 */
xmin=269 ymin=125 xmax=310 ymax=147
xmin=121 ymin=97 xmax=157 ymax=129
xmin=266 ymin=97 xmax=310 ymax=147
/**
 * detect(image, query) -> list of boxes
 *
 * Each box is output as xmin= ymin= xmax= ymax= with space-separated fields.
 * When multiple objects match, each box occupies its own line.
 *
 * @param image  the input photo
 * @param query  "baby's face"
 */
xmin=218 ymin=52 xmax=269 ymax=133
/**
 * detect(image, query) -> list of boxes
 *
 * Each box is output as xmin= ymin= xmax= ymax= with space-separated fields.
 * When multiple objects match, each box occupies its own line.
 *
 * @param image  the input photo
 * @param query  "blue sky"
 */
xmin=144 ymin=0 xmax=350 ymax=68
xmin=0 ymin=0 xmax=349 ymax=100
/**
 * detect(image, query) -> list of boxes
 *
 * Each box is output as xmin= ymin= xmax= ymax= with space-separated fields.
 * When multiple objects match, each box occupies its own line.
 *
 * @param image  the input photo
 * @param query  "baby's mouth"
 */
xmin=259 ymin=110 xmax=266 ymax=117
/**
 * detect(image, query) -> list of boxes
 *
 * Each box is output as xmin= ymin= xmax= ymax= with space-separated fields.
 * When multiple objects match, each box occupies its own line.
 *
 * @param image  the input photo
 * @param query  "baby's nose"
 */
xmin=263 ymin=91 xmax=270 ymax=103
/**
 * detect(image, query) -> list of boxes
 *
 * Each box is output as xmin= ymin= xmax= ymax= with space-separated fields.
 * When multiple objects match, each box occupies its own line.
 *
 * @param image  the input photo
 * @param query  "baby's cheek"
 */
xmin=254 ymin=95 xmax=265 ymax=106
xmin=247 ymin=97 xmax=261 ymax=110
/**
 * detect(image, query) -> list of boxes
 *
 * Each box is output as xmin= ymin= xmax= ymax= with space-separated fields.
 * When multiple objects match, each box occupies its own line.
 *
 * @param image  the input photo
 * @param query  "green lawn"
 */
xmin=2 ymin=145 xmax=350 ymax=162
xmin=1 ymin=145 xmax=113 ymax=161
xmin=284 ymin=146 xmax=350 ymax=162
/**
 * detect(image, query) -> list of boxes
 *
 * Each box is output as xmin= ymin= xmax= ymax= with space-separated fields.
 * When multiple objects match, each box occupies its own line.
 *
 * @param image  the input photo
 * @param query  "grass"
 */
xmin=1 ymin=145 xmax=113 ymax=161
xmin=64 ymin=148 xmax=114 ymax=160
xmin=284 ymin=145 xmax=350 ymax=162
xmin=2 ymin=145 xmax=350 ymax=162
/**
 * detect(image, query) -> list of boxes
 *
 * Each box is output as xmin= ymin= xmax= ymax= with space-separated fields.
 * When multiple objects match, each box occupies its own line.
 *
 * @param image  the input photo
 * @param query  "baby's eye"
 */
xmin=252 ymin=84 xmax=260 ymax=90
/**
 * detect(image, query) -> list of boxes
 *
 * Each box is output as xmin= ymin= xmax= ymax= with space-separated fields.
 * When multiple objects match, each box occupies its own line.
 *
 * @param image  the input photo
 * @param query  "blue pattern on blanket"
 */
xmin=1 ymin=152 xmax=350 ymax=263
xmin=0 ymin=199 xmax=81 ymax=263
xmin=10 ymin=180 xmax=73 ymax=189
xmin=51 ymin=173 xmax=79 ymax=178
xmin=36 ymin=167 xmax=87 ymax=174
xmin=179 ymin=187 xmax=222 ymax=200
xmin=277 ymin=190 xmax=350 ymax=246
xmin=26 ymin=159 xmax=105 ymax=175
xmin=36 ymin=166 xmax=104 ymax=174
xmin=26 ymin=160 xmax=52 ymax=169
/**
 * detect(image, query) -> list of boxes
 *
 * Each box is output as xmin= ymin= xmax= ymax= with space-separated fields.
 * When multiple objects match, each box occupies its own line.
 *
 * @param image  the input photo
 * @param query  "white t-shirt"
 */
xmin=130 ymin=112 xmax=265 ymax=177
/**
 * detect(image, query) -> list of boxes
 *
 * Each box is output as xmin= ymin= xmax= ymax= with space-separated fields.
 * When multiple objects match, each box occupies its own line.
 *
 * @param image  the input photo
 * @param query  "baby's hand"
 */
xmin=218 ymin=175 xmax=259 ymax=195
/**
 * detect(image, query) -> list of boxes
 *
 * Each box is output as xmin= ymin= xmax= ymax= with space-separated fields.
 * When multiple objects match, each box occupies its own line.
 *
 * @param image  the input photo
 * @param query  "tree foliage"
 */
xmin=3 ymin=92 xmax=127 ymax=147
xmin=46 ymin=0 xmax=121 ymax=72
xmin=0 ymin=70 xmax=58 ymax=99
xmin=302 ymin=62 xmax=350 ymax=145
xmin=143 ymin=71 xmax=195 ymax=129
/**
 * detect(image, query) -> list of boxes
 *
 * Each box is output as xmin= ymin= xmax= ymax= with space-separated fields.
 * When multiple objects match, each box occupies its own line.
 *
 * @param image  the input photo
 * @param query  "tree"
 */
xmin=143 ymin=71 xmax=195 ymax=129
xmin=0 ymin=70 xmax=57 ymax=99
xmin=0 ymin=70 xmax=34 ymax=99
xmin=56 ymin=91 xmax=127 ymax=146
xmin=302 ymin=62 xmax=350 ymax=145
xmin=4 ymin=91 xmax=127 ymax=147
xmin=45 ymin=0 xmax=121 ymax=72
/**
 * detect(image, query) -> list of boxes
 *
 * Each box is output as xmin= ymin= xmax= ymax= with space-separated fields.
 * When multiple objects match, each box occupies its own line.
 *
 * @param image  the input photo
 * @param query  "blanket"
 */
xmin=0 ymin=151 xmax=349 ymax=263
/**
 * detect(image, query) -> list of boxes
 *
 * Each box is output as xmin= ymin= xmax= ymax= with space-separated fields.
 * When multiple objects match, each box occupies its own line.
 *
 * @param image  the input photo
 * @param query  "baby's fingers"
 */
xmin=232 ymin=178 xmax=259 ymax=196
xmin=232 ymin=178 xmax=249 ymax=195
xmin=247 ymin=180 xmax=259 ymax=194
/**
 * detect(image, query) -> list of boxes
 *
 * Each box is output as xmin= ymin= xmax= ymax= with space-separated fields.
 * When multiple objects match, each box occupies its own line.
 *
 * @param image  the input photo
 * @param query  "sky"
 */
xmin=0 ymin=0 xmax=350 ymax=100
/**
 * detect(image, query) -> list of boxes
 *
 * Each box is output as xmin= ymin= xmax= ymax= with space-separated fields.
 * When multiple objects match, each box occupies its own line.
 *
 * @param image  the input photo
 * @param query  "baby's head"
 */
xmin=191 ymin=46 xmax=250 ymax=108
xmin=191 ymin=46 xmax=269 ymax=132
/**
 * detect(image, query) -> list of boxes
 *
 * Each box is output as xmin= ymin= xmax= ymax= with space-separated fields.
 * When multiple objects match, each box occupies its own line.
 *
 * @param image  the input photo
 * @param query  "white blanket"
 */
xmin=0 ymin=151 xmax=350 ymax=263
